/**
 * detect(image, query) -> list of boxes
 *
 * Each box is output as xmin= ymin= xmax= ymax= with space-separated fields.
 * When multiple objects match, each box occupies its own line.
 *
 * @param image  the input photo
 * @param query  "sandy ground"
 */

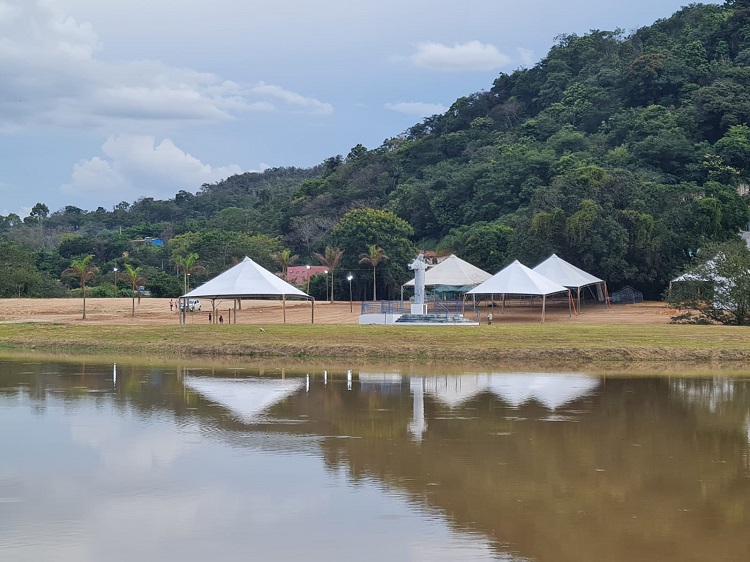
xmin=0 ymin=297 xmax=674 ymax=326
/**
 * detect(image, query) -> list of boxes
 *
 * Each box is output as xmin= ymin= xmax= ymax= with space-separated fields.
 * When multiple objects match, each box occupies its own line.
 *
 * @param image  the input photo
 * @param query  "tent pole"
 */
xmin=311 ymin=298 xmax=315 ymax=324
xmin=605 ymin=283 xmax=611 ymax=307
xmin=577 ymin=288 xmax=581 ymax=312
xmin=542 ymin=294 xmax=546 ymax=323
xmin=282 ymin=294 xmax=286 ymax=324
xmin=233 ymin=299 xmax=237 ymax=324
xmin=569 ymin=290 xmax=577 ymax=317
xmin=501 ymin=294 xmax=505 ymax=314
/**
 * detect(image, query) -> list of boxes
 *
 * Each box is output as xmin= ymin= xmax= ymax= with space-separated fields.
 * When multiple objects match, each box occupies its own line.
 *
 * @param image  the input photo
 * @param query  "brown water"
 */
xmin=1 ymin=358 xmax=749 ymax=561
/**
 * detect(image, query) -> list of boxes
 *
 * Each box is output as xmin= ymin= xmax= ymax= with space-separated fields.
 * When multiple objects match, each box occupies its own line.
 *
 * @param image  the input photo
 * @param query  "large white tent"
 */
xmin=181 ymin=256 xmax=313 ymax=324
xmin=402 ymin=254 xmax=492 ymax=287
xmin=467 ymin=260 xmax=572 ymax=322
xmin=533 ymin=254 xmax=608 ymax=309
xmin=401 ymin=254 xmax=492 ymax=302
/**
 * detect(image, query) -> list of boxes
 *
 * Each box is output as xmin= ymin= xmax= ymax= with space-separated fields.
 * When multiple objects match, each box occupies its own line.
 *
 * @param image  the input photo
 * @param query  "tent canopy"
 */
xmin=183 ymin=256 xmax=309 ymax=299
xmin=467 ymin=260 xmax=569 ymax=296
xmin=532 ymin=254 xmax=603 ymax=290
xmin=403 ymin=254 xmax=492 ymax=288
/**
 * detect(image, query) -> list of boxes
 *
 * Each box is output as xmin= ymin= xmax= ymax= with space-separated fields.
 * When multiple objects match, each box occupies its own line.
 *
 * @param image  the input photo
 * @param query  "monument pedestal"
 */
xmin=411 ymin=304 xmax=428 ymax=315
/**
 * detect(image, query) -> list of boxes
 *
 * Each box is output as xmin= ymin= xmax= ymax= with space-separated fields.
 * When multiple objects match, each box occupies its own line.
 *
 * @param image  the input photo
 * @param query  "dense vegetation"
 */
xmin=2 ymin=1 xmax=750 ymax=301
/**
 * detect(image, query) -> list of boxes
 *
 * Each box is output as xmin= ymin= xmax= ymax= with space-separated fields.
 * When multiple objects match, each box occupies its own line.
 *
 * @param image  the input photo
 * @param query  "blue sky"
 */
xmin=0 ymin=1 xmax=719 ymax=216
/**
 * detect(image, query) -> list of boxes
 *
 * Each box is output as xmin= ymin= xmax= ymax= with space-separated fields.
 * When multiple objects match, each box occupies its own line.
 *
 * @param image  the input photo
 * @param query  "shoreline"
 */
xmin=0 ymin=298 xmax=747 ymax=368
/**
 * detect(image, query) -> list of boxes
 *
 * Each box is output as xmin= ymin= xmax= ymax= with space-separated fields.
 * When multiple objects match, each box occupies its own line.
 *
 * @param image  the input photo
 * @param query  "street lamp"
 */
xmin=113 ymin=267 xmax=118 ymax=297
xmin=305 ymin=265 xmax=311 ymax=294
xmin=324 ymin=270 xmax=328 ymax=302
xmin=347 ymin=274 xmax=353 ymax=313
xmin=187 ymin=273 xmax=191 ymax=292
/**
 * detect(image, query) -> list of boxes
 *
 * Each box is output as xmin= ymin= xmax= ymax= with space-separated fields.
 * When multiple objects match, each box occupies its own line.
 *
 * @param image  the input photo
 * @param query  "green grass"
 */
xmin=1 ymin=322 xmax=749 ymax=365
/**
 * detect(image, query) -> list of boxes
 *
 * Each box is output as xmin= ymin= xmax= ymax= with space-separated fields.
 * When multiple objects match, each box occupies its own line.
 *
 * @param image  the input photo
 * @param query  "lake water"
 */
xmin=1 ymin=357 xmax=749 ymax=562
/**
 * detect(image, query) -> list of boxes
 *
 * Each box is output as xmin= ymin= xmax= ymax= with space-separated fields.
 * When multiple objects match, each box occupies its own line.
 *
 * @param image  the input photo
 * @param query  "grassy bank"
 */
xmin=1 ymin=322 xmax=749 ymax=364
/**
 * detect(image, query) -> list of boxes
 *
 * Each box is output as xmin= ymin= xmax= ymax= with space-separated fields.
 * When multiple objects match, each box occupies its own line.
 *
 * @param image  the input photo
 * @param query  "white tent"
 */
xmin=533 ymin=254 xmax=608 ymax=309
xmin=181 ymin=256 xmax=313 ymax=324
xmin=467 ymin=260 xmax=572 ymax=322
xmin=402 ymin=254 xmax=492 ymax=288
xmin=670 ymin=256 xmax=736 ymax=310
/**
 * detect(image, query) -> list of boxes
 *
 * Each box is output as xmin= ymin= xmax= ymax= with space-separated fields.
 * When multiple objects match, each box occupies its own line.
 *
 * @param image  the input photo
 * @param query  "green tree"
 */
xmin=146 ymin=270 xmax=184 ymax=298
xmin=438 ymin=222 xmax=514 ymax=273
xmin=331 ymin=209 xmax=416 ymax=300
xmin=174 ymin=253 xmax=207 ymax=294
xmin=359 ymin=245 xmax=388 ymax=301
xmin=0 ymin=238 xmax=44 ymax=297
xmin=272 ymin=248 xmax=299 ymax=281
xmin=62 ymin=254 xmax=98 ymax=319
xmin=30 ymin=203 xmax=49 ymax=220
xmin=314 ymin=246 xmax=344 ymax=302
xmin=714 ymin=124 xmax=750 ymax=177
xmin=118 ymin=264 xmax=147 ymax=317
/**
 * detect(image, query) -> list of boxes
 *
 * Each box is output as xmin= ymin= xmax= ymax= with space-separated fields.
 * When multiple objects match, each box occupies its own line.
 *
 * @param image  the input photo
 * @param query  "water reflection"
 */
xmin=1 ymin=358 xmax=750 ymax=561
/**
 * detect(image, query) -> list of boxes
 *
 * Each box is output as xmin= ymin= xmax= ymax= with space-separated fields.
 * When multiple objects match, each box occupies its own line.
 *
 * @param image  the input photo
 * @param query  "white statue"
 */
xmin=408 ymin=253 xmax=428 ymax=305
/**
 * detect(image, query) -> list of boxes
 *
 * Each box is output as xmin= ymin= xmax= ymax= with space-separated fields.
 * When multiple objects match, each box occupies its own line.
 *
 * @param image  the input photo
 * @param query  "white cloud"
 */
xmin=409 ymin=40 xmax=510 ymax=71
xmin=0 ymin=1 xmax=333 ymax=132
xmin=61 ymin=134 xmax=245 ymax=203
xmin=384 ymin=102 xmax=448 ymax=117
xmin=252 ymin=82 xmax=334 ymax=115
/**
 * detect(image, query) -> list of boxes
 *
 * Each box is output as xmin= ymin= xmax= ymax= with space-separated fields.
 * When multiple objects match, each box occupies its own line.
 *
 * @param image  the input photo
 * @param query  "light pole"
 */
xmin=324 ymin=270 xmax=328 ymax=302
xmin=305 ymin=265 xmax=311 ymax=294
xmin=113 ymin=267 xmax=118 ymax=297
xmin=187 ymin=273 xmax=191 ymax=292
xmin=347 ymin=274 xmax=353 ymax=313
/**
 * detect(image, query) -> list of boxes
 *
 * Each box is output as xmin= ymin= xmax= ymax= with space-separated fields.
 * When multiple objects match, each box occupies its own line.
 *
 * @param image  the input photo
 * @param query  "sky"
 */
xmin=0 ymin=0 xmax=721 ymax=217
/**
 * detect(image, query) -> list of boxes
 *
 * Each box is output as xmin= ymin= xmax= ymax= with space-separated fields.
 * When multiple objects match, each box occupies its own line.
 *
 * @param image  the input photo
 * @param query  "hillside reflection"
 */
xmin=2 ymin=359 xmax=749 ymax=562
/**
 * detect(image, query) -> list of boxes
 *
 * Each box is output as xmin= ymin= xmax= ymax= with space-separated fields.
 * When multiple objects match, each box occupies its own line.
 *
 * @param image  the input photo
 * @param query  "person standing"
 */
xmin=169 ymin=299 xmax=174 ymax=312
xmin=487 ymin=312 xmax=493 ymax=325
xmin=219 ymin=315 xmax=224 ymax=324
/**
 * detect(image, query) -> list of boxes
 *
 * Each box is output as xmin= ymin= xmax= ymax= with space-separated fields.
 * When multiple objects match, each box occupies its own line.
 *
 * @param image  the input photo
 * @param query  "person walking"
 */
xmin=487 ymin=312 xmax=493 ymax=325
xmin=169 ymin=299 xmax=174 ymax=312
xmin=219 ymin=315 xmax=224 ymax=324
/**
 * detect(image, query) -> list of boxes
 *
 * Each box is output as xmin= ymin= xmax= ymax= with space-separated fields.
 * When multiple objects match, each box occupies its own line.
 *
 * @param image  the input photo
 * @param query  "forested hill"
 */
xmin=2 ymin=1 xmax=750 ymax=300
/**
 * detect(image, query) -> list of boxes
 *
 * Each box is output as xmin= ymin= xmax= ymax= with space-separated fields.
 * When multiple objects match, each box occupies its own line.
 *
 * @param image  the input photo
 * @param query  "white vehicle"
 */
xmin=179 ymin=298 xmax=201 ymax=312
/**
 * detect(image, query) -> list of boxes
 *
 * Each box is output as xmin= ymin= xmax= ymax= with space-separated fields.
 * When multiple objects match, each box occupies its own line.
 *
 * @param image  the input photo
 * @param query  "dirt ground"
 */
xmin=0 ymin=297 xmax=674 ymax=326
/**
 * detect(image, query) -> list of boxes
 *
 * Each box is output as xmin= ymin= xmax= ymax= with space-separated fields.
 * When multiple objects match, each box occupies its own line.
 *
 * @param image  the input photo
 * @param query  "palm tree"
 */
xmin=359 ymin=245 xmax=388 ymax=301
xmin=314 ymin=246 xmax=344 ymax=302
xmin=119 ymin=264 xmax=147 ymax=317
xmin=62 ymin=254 xmax=98 ymax=320
xmin=174 ymin=253 xmax=207 ymax=294
xmin=272 ymin=249 xmax=299 ymax=281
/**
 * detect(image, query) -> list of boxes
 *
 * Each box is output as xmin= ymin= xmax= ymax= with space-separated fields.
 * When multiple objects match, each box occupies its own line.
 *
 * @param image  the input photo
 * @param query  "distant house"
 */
xmin=286 ymin=265 xmax=328 ymax=284
xmin=132 ymin=237 xmax=164 ymax=246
